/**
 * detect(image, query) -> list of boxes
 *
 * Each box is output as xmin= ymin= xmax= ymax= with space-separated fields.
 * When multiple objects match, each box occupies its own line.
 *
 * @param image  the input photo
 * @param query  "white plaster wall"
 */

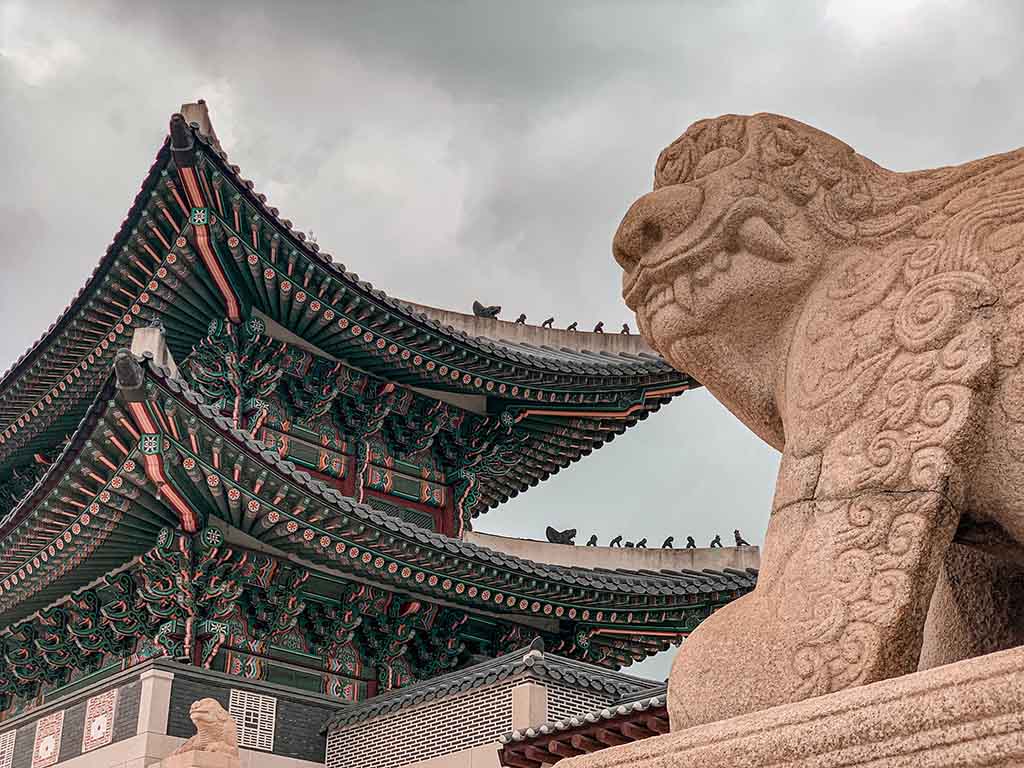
xmin=52 ymin=733 xmax=323 ymax=768
xmin=463 ymin=532 xmax=760 ymax=571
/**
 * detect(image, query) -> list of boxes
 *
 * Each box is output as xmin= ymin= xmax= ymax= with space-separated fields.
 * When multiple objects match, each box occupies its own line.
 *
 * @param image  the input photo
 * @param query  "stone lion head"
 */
xmin=612 ymin=113 xmax=1012 ymax=446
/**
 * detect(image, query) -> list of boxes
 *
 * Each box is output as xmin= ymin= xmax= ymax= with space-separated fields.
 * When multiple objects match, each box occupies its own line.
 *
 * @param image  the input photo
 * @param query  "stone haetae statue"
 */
xmin=165 ymin=698 xmax=239 ymax=766
xmin=472 ymin=300 xmax=501 ymax=319
xmin=613 ymin=111 xmax=1024 ymax=728
xmin=545 ymin=526 xmax=577 ymax=545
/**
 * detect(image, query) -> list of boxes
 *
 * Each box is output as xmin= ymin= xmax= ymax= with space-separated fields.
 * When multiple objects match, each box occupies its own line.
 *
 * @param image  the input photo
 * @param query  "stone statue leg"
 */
xmin=669 ymin=491 xmax=960 ymax=729
xmin=919 ymin=542 xmax=1024 ymax=669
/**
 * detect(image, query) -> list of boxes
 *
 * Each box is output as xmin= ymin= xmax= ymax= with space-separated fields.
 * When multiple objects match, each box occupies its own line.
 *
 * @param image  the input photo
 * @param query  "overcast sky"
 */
xmin=2 ymin=0 xmax=1021 ymax=679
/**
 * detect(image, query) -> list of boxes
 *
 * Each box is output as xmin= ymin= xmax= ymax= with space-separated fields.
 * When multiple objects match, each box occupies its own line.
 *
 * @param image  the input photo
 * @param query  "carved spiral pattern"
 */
xmin=894 ymin=272 xmax=997 ymax=352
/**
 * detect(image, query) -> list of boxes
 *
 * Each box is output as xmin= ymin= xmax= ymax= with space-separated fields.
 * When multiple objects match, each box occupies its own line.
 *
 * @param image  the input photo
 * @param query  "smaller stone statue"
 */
xmin=685 ymin=536 xmax=696 ymax=549
xmin=621 ymin=323 xmax=630 ymax=335
xmin=710 ymin=534 xmax=722 ymax=548
xmin=624 ymin=541 xmax=635 ymax=548
xmin=734 ymin=529 xmax=750 ymax=547
xmin=586 ymin=534 xmax=598 ymax=546
xmin=593 ymin=321 xmax=604 ymax=333
xmin=168 ymin=698 xmax=239 ymax=762
xmin=609 ymin=535 xmax=622 ymax=547
xmin=662 ymin=536 xmax=674 ymax=548
xmin=515 ymin=313 xmax=527 ymax=324
xmin=542 ymin=317 xmax=555 ymax=328
xmin=472 ymin=300 xmax=501 ymax=319
xmin=545 ymin=526 xmax=577 ymax=545
xmin=636 ymin=537 xmax=647 ymax=548
xmin=566 ymin=321 xmax=578 ymax=331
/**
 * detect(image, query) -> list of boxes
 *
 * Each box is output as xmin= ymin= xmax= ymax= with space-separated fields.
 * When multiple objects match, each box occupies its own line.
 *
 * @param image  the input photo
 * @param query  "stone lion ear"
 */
xmin=655 ymin=137 xmax=699 ymax=189
xmin=762 ymin=126 xmax=807 ymax=168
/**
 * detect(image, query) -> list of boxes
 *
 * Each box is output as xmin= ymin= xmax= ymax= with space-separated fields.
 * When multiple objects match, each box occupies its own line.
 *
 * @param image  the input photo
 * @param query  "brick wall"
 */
xmin=326 ymin=680 xmax=519 ymax=768
xmin=545 ymin=681 xmax=618 ymax=722
xmin=0 ymin=680 xmax=138 ymax=768
xmin=168 ymin=675 xmax=334 ymax=763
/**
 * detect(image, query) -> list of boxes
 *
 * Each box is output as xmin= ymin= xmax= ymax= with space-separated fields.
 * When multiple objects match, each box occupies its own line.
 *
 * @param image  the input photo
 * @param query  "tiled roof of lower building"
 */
xmin=325 ymin=638 xmax=659 ymax=731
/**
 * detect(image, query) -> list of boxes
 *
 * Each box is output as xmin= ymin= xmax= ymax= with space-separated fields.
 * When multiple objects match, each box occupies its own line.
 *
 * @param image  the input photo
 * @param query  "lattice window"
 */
xmin=0 ymin=729 xmax=14 ymax=768
xmin=229 ymin=690 xmax=276 ymax=752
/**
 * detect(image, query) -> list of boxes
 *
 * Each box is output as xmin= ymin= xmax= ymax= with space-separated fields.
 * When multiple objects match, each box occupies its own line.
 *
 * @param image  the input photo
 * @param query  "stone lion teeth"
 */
xmin=673 ymin=274 xmax=693 ymax=313
xmin=694 ymin=261 xmax=715 ymax=286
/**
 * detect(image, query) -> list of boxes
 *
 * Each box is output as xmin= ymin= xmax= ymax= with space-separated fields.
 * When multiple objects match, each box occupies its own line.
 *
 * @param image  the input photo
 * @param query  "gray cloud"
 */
xmin=1 ymin=0 xmax=1021 ymax=678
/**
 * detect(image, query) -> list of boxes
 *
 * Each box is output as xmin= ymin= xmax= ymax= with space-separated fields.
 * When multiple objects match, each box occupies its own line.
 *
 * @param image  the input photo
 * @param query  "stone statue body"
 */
xmin=171 ymin=698 xmax=239 ymax=759
xmin=613 ymin=113 xmax=1024 ymax=728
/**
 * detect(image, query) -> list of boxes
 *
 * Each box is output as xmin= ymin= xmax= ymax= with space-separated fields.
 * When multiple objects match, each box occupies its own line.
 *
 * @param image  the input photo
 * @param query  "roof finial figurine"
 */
xmin=661 ymin=536 xmax=674 ymax=548
xmin=734 ymin=529 xmax=750 ymax=547
xmin=624 ymin=541 xmax=635 ymax=548
xmin=609 ymin=535 xmax=622 ymax=547
xmin=473 ymin=301 xmax=501 ymax=319
xmin=710 ymin=534 xmax=723 ymax=548
xmin=685 ymin=536 xmax=696 ymax=549
xmin=545 ymin=526 xmax=577 ymax=545
xmin=585 ymin=534 xmax=597 ymax=546
xmin=621 ymin=323 xmax=630 ymax=335
xmin=515 ymin=313 xmax=527 ymax=324
xmin=566 ymin=321 xmax=578 ymax=332
xmin=542 ymin=317 xmax=555 ymax=329
xmin=636 ymin=537 xmax=647 ymax=548
xmin=593 ymin=321 xmax=604 ymax=333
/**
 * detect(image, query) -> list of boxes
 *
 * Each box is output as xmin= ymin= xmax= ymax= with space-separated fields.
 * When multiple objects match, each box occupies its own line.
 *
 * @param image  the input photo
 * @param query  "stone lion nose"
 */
xmin=613 ymin=185 xmax=703 ymax=274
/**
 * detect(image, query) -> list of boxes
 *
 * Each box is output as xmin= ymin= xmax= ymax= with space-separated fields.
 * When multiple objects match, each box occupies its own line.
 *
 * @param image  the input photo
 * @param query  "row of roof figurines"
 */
xmin=544 ymin=526 xmax=752 ymax=548
xmin=473 ymin=301 xmax=630 ymax=334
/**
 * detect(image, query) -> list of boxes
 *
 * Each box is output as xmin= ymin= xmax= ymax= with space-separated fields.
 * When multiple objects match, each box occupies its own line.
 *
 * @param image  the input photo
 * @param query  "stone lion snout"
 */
xmin=613 ymin=184 xmax=703 ymax=277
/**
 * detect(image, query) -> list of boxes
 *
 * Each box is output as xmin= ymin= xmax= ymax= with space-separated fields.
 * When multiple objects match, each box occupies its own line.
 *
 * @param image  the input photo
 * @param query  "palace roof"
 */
xmin=326 ymin=638 xmax=658 ymax=730
xmin=499 ymin=684 xmax=669 ymax=767
xmin=0 ymin=103 xmax=692 ymax=521
xmin=0 ymin=354 xmax=753 ymax=668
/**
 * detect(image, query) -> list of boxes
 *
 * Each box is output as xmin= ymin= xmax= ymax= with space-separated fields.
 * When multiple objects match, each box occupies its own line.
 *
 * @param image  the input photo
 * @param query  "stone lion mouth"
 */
xmin=624 ymin=197 xmax=789 ymax=312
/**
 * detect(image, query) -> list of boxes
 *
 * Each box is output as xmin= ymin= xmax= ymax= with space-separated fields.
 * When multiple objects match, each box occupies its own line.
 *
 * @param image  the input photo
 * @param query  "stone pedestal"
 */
xmin=561 ymin=645 xmax=1024 ymax=768
xmin=156 ymin=750 xmax=239 ymax=768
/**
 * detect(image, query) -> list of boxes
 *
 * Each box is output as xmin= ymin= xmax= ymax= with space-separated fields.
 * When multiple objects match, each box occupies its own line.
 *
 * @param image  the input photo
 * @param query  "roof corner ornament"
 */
xmin=523 ymin=636 xmax=545 ymax=662
xmin=168 ymin=113 xmax=196 ymax=167
xmin=621 ymin=323 xmax=631 ymax=335
xmin=515 ymin=313 xmax=527 ymax=324
xmin=178 ymin=99 xmax=224 ymax=154
xmin=113 ymin=349 xmax=146 ymax=401
xmin=545 ymin=526 xmax=576 ymax=545
xmin=593 ymin=322 xmax=604 ymax=333
xmin=473 ymin=300 xmax=501 ymax=319
xmin=541 ymin=317 xmax=554 ymax=329
xmin=130 ymin=322 xmax=179 ymax=380
xmin=734 ymin=529 xmax=750 ymax=547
